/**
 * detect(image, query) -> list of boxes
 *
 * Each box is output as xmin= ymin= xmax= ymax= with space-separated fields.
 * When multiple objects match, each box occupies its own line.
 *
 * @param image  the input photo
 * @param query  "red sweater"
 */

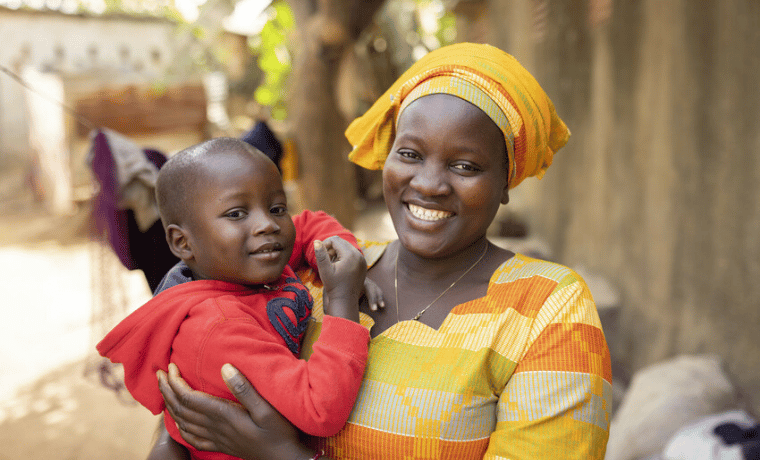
xmin=97 ymin=211 xmax=369 ymax=460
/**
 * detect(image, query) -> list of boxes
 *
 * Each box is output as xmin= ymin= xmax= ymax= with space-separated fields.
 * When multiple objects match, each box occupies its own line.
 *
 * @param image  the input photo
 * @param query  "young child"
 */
xmin=97 ymin=137 xmax=374 ymax=460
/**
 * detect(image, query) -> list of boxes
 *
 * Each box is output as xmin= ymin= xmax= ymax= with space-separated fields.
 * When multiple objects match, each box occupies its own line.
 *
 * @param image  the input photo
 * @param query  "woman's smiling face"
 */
xmin=383 ymin=93 xmax=510 ymax=259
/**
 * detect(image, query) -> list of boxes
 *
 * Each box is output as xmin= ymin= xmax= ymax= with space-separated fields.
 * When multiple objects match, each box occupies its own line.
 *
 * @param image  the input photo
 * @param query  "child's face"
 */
xmin=184 ymin=151 xmax=296 ymax=286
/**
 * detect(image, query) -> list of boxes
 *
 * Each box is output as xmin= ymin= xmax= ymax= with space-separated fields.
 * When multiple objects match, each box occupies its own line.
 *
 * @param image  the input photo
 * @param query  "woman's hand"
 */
xmin=146 ymin=421 xmax=190 ymax=460
xmin=157 ymin=363 xmax=316 ymax=460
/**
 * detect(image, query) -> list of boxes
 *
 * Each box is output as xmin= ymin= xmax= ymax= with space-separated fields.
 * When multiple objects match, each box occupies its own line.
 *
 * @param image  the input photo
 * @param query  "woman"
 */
xmin=150 ymin=42 xmax=612 ymax=459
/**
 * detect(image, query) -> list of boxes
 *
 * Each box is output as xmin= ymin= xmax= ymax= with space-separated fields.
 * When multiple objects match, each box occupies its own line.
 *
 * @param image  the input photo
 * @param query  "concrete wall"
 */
xmin=0 ymin=7 xmax=176 ymax=164
xmin=478 ymin=0 xmax=760 ymax=412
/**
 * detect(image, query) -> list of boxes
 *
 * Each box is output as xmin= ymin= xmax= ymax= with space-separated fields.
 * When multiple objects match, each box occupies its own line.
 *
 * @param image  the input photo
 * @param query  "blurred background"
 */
xmin=0 ymin=0 xmax=758 ymax=458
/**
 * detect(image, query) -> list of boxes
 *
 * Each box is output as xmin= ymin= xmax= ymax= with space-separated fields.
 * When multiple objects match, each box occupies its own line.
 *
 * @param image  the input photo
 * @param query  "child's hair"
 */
xmin=155 ymin=137 xmax=267 ymax=228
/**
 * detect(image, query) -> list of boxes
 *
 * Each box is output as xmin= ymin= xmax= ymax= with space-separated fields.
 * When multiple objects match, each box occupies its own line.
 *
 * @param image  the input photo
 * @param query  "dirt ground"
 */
xmin=0 ymin=165 xmax=160 ymax=459
xmin=0 ymin=360 xmax=160 ymax=459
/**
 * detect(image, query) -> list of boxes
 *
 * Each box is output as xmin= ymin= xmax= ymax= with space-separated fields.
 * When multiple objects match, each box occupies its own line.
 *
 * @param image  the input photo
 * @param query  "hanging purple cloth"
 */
xmin=88 ymin=129 xmax=178 ymax=291
xmin=90 ymin=130 xmax=133 ymax=268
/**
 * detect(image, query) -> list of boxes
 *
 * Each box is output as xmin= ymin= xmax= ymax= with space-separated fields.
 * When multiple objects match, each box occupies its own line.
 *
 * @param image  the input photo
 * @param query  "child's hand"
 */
xmin=363 ymin=278 xmax=385 ymax=312
xmin=314 ymin=237 xmax=367 ymax=323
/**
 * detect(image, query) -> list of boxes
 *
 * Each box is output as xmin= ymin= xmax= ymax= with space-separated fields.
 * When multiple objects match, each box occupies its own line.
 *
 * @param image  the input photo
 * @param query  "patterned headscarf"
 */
xmin=345 ymin=42 xmax=570 ymax=189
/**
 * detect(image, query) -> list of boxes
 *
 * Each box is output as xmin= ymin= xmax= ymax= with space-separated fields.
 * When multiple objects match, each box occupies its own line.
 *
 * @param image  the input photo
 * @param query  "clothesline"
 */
xmin=0 ymin=63 xmax=97 ymax=131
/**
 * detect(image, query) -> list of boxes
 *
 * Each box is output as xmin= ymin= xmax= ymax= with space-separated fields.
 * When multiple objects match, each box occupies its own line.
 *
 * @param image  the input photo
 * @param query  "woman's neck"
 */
xmin=365 ymin=236 xmax=513 ymax=335
xmin=394 ymin=237 xmax=491 ymax=284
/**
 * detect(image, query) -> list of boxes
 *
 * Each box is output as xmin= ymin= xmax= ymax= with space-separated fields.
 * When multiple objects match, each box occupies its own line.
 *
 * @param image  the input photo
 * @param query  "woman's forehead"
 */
xmin=397 ymin=93 xmax=489 ymax=127
xmin=395 ymin=94 xmax=508 ymax=167
xmin=396 ymin=95 xmax=501 ymax=141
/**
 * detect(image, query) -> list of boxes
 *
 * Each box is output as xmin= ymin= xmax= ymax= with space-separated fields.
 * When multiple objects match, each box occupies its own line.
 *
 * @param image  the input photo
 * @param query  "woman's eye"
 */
xmin=452 ymin=163 xmax=481 ymax=173
xmin=397 ymin=150 xmax=421 ymax=161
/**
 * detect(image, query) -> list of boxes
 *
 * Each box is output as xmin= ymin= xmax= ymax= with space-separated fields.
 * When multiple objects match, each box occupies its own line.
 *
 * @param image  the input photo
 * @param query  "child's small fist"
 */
xmin=314 ymin=237 xmax=367 ymax=322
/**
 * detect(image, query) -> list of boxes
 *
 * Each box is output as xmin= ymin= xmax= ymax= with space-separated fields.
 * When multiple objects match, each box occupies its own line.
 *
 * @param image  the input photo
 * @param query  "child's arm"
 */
xmin=198 ymin=261 xmax=369 ymax=437
xmin=292 ymin=210 xmax=385 ymax=312
xmin=211 ymin=320 xmax=367 ymax=438
xmin=288 ymin=210 xmax=360 ymax=272
xmin=313 ymin=237 xmax=366 ymax=324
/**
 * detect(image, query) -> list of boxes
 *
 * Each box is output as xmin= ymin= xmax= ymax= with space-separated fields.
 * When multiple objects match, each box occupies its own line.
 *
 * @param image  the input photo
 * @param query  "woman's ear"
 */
xmin=166 ymin=224 xmax=194 ymax=261
xmin=500 ymin=186 xmax=510 ymax=205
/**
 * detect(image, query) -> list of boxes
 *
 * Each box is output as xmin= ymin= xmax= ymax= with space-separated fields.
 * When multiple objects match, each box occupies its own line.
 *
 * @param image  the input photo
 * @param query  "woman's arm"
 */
xmin=157 ymin=363 xmax=327 ymax=460
xmin=484 ymin=275 xmax=612 ymax=459
xmin=146 ymin=419 xmax=189 ymax=460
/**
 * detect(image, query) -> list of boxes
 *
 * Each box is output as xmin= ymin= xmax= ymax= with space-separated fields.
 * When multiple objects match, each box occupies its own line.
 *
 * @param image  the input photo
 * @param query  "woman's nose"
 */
xmin=251 ymin=212 xmax=280 ymax=235
xmin=409 ymin=163 xmax=450 ymax=196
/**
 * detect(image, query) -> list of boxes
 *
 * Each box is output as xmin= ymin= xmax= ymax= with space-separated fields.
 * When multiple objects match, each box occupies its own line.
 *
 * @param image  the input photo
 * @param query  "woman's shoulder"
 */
xmin=358 ymin=239 xmax=392 ymax=268
xmin=489 ymin=251 xmax=589 ymax=293
xmin=484 ymin=252 xmax=601 ymax=335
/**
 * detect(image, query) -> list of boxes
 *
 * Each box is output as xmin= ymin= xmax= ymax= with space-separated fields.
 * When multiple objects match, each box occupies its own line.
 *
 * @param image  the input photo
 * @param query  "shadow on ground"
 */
xmin=0 ymin=166 xmax=158 ymax=458
xmin=0 ymin=359 xmax=159 ymax=459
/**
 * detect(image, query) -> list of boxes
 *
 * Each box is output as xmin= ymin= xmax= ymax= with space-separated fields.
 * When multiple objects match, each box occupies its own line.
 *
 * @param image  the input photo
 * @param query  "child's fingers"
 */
xmin=321 ymin=236 xmax=367 ymax=291
xmin=313 ymin=240 xmax=333 ymax=275
xmin=321 ymin=237 xmax=340 ymax=262
xmin=313 ymin=239 xmax=325 ymax=257
xmin=364 ymin=279 xmax=385 ymax=311
xmin=324 ymin=236 xmax=363 ymax=260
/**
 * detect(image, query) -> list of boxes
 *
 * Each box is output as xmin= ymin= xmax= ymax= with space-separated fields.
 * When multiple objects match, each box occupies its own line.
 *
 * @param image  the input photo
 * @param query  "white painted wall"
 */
xmin=0 ymin=7 xmax=176 ymax=162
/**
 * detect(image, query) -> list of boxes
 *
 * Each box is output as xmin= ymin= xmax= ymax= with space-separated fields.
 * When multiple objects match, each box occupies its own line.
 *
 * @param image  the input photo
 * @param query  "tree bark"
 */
xmin=286 ymin=0 xmax=386 ymax=228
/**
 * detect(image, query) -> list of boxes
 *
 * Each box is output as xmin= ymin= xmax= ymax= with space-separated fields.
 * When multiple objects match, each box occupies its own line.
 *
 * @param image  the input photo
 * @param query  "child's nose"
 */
xmin=251 ymin=212 xmax=280 ymax=235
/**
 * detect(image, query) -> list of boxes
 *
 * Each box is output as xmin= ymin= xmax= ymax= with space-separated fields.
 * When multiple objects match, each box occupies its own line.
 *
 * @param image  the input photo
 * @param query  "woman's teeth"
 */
xmin=408 ymin=204 xmax=453 ymax=221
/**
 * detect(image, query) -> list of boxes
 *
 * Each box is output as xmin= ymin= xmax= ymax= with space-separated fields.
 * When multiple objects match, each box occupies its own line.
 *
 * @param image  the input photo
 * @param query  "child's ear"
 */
xmin=166 ymin=224 xmax=194 ymax=261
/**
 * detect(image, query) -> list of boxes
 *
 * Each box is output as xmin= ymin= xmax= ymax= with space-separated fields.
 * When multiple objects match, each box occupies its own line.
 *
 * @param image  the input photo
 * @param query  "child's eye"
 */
xmin=224 ymin=209 xmax=247 ymax=219
xmin=270 ymin=205 xmax=288 ymax=215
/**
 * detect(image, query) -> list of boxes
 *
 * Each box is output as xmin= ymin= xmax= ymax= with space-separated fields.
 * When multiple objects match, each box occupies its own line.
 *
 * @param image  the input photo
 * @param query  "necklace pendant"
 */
xmin=395 ymin=242 xmax=489 ymax=323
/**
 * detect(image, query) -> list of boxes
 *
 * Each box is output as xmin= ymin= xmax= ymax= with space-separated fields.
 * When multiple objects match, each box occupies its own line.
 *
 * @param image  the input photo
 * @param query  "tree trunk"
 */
xmin=286 ymin=0 xmax=386 ymax=228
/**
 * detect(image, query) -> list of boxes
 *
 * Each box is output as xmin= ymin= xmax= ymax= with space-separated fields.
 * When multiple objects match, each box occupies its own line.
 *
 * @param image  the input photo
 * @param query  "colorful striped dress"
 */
xmin=298 ymin=241 xmax=612 ymax=459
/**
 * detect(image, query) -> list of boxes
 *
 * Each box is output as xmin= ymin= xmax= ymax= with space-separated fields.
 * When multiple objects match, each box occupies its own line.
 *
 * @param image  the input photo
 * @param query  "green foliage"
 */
xmin=162 ymin=5 xmax=186 ymax=23
xmin=437 ymin=10 xmax=457 ymax=45
xmin=247 ymin=0 xmax=455 ymax=121
xmin=411 ymin=0 xmax=457 ymax=49
xmin=250 ymin=0 xmax=294 ymax=120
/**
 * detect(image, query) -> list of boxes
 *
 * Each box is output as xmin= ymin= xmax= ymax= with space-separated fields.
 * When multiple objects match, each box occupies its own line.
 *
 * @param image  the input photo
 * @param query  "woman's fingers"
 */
xmin=160 ymin=365 xmax=203 ymax=423
xmin=157 ymin=363 xmax=304 ymax=459
xmin=173 ymin=426 xmax=217 ymax=452
xmin=221 ymin=363 xmax=264 ymax=411
xmin=158 ymin=365 xmax=221 ymax=447
xmin=220 ymin=364 xmax=296 ymax=435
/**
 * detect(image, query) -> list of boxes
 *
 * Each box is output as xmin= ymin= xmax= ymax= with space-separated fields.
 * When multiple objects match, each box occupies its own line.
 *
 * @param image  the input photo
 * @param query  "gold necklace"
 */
xmin=394 ymin=242 xmax=489 ymax=322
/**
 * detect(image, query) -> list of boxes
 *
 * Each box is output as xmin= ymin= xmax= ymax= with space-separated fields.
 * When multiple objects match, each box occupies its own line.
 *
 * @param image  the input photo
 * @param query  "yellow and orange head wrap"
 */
xmin=346 ymin=42 xmax=570 ymax=189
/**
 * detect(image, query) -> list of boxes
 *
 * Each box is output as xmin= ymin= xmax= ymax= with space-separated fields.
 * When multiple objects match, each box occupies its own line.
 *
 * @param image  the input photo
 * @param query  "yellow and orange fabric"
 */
xmin=345 ymin=42 xmax=570 ymax=189
xmin=298 ymin=241 xmax=612 ymax=459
